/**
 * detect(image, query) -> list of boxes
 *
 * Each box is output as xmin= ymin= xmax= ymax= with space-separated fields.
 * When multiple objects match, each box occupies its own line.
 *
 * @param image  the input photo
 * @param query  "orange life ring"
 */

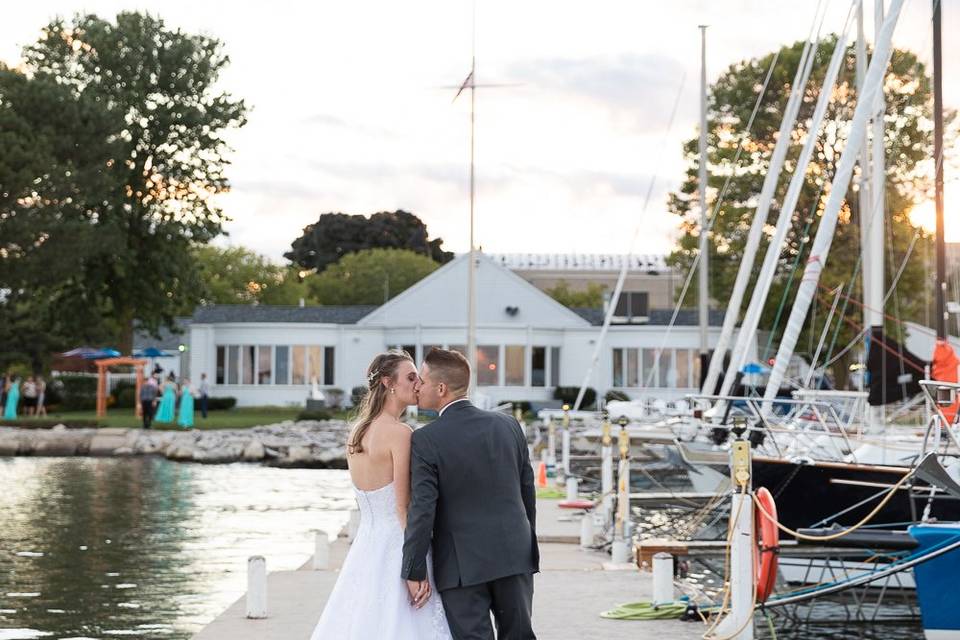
xmin=753 ymin=486 xmax=779 ymax=603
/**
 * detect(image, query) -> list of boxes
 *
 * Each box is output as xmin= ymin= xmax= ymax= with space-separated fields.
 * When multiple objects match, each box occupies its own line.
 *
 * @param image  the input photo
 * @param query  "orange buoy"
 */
xmin=536 ymin=461 xmax=547 ymax=488
xmin=754 ymin=486 xmax=779 ymax=603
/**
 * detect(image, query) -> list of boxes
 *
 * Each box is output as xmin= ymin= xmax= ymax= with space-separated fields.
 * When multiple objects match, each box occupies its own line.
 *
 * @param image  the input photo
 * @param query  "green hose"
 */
xmin=600 ymin=601 xmax=689 ymax=620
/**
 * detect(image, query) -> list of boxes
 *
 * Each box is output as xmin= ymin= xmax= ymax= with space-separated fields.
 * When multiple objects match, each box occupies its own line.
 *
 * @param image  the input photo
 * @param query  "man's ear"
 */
xmin=438 ymin=382 xmax=447 ymax=396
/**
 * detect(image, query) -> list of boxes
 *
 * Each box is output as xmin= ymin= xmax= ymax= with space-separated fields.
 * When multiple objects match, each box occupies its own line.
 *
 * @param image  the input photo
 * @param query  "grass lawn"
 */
xmin=0 ymin=406 xmax=352 ymax=430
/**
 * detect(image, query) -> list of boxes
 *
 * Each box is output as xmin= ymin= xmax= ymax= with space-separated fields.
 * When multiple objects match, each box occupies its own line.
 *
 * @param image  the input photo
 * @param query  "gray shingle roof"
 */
xmin=571 ymin=307 xmax=725 ymax=327
xmin=190 ymin=304 xmax=378 ymax=324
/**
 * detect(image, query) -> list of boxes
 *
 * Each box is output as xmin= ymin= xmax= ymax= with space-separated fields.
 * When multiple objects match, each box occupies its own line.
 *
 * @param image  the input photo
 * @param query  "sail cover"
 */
xmin=866 ymin=326 xmax=926 ymax=405
xmin=932 ymin=339 xmax=960 ymax=423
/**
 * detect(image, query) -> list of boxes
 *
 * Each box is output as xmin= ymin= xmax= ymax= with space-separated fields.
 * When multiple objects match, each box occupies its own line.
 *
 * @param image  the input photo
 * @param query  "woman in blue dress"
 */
xmin=3 ymin=377 xmax=19 ymax=419
xmin=177 ymin=380 xmax=194 ymax=429
xmin=155 ymin=378 xmax=177 ymax=424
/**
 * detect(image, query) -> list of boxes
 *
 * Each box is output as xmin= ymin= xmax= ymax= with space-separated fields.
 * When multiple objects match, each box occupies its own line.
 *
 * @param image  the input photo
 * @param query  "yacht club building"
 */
xmin=186 ymin=254 xmax=755 ymax=407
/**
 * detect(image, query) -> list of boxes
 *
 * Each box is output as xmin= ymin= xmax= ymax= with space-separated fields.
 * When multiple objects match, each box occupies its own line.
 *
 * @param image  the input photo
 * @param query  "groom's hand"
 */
xmin=406 ymin=579 xmax=431 ymax=608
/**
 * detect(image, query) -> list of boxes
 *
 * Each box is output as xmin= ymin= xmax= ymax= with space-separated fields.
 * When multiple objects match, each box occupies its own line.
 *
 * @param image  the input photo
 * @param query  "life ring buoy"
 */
xmin=754 ymin=486 xmax=779 ymax=603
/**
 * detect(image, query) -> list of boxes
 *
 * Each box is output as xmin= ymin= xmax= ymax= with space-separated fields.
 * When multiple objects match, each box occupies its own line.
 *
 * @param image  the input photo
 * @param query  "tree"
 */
xmin=193 ymin=246 xmax=308 ymax=306
xmin=285 ymin=210 xmax=453 ymax=273
xmin=667 ymin=37 xmax=951 ymax=388
xmin=545 ymin=280 xmax=606 ymax=308
xmin=15 ymin=12 xmax=247 ymax=354
xmin=306 ymin=249 xmax=439 ymax=305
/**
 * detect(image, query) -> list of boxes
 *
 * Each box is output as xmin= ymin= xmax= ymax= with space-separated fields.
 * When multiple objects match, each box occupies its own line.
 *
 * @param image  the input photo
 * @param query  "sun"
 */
xmin=908 ymin=200 xmax=937 ymax=234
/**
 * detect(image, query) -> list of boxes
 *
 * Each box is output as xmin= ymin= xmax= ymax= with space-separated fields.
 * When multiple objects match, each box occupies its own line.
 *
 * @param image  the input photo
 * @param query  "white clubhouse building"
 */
xmin=186 ymin=254 xmax=755 ymax=407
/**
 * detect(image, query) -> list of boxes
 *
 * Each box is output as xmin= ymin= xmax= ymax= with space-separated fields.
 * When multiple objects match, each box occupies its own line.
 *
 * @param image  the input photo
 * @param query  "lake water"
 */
xmin=0 ymin=457 xmax=353 ymax=639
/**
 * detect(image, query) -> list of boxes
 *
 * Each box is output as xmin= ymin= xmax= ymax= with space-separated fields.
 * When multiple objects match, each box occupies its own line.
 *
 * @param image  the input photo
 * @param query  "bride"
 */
xmin=310 ymin=350 xmax=451 ymax=639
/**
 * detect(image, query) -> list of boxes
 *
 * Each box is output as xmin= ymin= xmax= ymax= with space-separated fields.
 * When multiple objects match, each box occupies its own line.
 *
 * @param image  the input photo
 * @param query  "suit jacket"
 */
xmin=402 ymin=400 xmax=539 ymax=591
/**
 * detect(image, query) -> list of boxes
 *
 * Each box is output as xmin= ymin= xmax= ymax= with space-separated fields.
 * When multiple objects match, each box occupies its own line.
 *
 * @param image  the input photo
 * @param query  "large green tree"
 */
xmin=668 ymin=37 xmax=950 ymax=387
xmin=11 ymin=12 xmax=247 ymax=355
xmin=306 ymin=248 xmax=439 ymax=305
xmin=285 ymin=210 xmax=453 ymax=273
xmin=193 ymin=245 xmax=308 ymax=306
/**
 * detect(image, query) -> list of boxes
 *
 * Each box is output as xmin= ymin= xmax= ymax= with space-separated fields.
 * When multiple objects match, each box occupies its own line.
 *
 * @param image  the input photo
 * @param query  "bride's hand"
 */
xmin=406 ymin=579 xmax=431 ymax=608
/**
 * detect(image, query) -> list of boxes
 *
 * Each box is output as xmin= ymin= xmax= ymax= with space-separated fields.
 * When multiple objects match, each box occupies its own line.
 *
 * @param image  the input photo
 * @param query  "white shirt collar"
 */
xmin=438 ymin=397 xmax=469 ymax=417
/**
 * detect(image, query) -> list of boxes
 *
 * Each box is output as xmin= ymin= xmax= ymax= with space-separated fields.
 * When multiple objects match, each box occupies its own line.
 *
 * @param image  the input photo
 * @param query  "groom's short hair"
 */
xmin=424 ymin=348 xmax=470 ymax=395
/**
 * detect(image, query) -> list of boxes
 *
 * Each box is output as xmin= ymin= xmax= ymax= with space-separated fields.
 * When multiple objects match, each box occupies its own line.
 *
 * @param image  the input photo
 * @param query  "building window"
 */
xmin=227 ymin=346 xmax=239 ymax=384
xmin=627 ymin=348 xmax=640 ymax=387
xmin=675 ymin=348 xmax=691 ymax=388
xmin=692 ymin=351 xmax=703 ymax=389
xmin=324 ymin=346 xmax=336 ymax=385
xmin=550 ymin=347 xmax=561 ymax=387
xmin=477 ymin=345 xmax=499 ymax=386
xmin=275 ymin=346 xmax=290 ymax=385
xmin=423 ymin=345 xmax=441 ymax=360
xmin=612 ymin=348 xmax=624 ymax=387
xmin=532 ymin=347 xmax=546 ymax=387
xmin=613 ymin=292 xmax=650 ymax=323
xmin=257 ymin=346 xmax=272 ymax=385
xmin=216 ymin=346 xmax=226 ymax=385
xmin=642 ymin=349 xmax=657 ymax=387
xmin=292 ymin=346 xmax=306 ymax=384
xmin=658 ymin=350 xmax=671 ymax=387
xmin=505 ymin=345 xmax=525 ymax=386
xmin=308 ymin=346 xmax=322 ymax=385
xmin=448 ymin=344 xmax=466 ymax=357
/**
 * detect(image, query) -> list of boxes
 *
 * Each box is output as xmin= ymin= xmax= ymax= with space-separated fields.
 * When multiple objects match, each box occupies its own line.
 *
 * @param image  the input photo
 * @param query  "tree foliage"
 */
xmin=1 ymin=11 xmax=247 ymax=359
xmin=285 ymin=210 xmax=453 ymax=273
xmin=306 ymin=248 xmax=439 ymax=305
xmin=545 ymin=280 xmax=606 ymax=309
xmin=667 ymin=37 xmax=952 ymax=387
xmin=193 ymin=246 xmax=308 ymax=307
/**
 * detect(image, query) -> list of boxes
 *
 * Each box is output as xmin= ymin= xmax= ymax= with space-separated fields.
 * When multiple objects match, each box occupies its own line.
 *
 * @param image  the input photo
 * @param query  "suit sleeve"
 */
xmin=401 ymin=429 xmax=439 ymax=581
xmin=517 ymin=419 xmax=536 ymax=532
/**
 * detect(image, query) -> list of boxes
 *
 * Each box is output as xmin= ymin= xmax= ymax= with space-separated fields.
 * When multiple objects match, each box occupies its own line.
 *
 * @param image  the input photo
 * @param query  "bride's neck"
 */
xmin=381 ymin=396 xmax=406 ymax=420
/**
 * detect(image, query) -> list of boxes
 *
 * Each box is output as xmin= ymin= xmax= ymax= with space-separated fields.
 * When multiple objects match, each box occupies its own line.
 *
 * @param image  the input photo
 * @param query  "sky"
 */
xmin=2 ymin=0 xmax=959 ymax=263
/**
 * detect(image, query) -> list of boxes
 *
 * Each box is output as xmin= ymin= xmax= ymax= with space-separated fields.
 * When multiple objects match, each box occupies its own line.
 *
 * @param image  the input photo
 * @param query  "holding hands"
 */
xmin=406 ymin=579 xmax=431 ymax=609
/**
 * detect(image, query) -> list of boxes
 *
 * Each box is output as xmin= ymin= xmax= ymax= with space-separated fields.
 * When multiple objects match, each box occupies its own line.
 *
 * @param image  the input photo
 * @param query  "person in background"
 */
xmin=155 ymin=374 xmax=177 ymax=424
xmin=177 ymin=378 xmax=195 ymax=429
xmin=140 ymin=376 xmax=159 ymax=429
xmin=1 ymin=374 xmax=8 ymax=412
xmin=198 ymin=373 xmax=209 ymax=419
xmin=21 ymin=376 xmax=37 ymax=417
xmin=4 ymin=376 xmax=20 ymax=419
xmin=36 ymin=376 xmax=47 ymax=417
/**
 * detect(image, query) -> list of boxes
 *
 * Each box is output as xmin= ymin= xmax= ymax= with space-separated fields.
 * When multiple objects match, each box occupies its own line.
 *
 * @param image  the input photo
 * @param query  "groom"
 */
xmin=402 ymin=348 xmax=539 ymax=639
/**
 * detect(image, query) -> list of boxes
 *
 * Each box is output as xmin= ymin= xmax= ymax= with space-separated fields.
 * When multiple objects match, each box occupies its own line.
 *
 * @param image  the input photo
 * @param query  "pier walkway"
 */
xmin=192 ymin=498 xmax=705 ymax=640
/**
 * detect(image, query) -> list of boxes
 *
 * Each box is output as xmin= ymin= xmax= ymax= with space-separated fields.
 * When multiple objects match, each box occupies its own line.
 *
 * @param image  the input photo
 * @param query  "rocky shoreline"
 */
xmin=0 ymin=420 xmax=356 ymax=468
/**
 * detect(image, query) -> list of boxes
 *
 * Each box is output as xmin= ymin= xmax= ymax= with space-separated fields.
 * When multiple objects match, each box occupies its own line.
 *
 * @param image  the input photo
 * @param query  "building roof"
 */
xmin=489 ymin=253 xmax=669 ymax=273
xmin=191 ymin=304 xmax=378 ymax=324
xmin=571 ymin=307 xmax=725 ymax=327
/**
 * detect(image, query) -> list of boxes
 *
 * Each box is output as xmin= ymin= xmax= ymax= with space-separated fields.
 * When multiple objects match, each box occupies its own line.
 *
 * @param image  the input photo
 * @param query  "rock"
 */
xmin=193 ymin=444 xmax=243 ymax=463
xmin=113 ymin=446 xmax=135 ymax=456
xmin=33 ymin=432 xmax=88 ymax=456
xmin=0 ymin=435 xmax=20 ymax=456
xmin=242 ymin=439 xmax=266 ymax=461
xmin=52 ymin=424 xmax=68 ymax=432
xmin=287 ymin=445 xmax=313 ymax=463
xmin=89 ymin=431 xmax=130 ymax=456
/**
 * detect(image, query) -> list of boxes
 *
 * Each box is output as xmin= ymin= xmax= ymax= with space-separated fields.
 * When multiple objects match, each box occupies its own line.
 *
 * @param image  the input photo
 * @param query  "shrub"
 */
xmin=206 ymin=396 xmax=237 ymax=411
xmin=55 ymin=375 xmax=97 ymax=411
xmin=604 ymin=389 xmax=630 ymax=403
xmin=325 ymin=388 xmax=345 ymax=409
xmin=553 ymin=386 xmax=596 ymax=409
xmin=503 ymin=401 xmax=532 ymax=414
xmin=350 ymin=386 xmax=367 ymax=407
xmin=297 ymin=409 xmax=333 ymax=421
xmin=112 ymin=380 xmax=137 ymax=409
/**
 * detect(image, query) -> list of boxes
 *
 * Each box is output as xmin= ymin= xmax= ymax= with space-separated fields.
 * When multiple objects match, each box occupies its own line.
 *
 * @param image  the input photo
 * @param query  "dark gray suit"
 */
xmin=402 ymin=400 xmax=539 ymax=639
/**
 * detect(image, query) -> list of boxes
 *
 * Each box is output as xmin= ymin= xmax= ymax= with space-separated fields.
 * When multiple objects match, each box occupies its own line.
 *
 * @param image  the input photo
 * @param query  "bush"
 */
xmin=351 ymin=386 xmax=367 ymax=407
xmin=112 ymin=380 xmax=137 ymax=409
xmin=55 ymin=375 xmax=97 ymax=411
xmin=605 ymin=389 xmax=630 ymax=403
xmin=206 ymin=396 xmax=237 ymax=411
xmin=553 ymin=386 xmax=596 ymax=409
xmin=503 ymin=401 xmax=532 ymax=414
xmin=297 ymin=409 xmax=333 ymax=422
xmin=325 ymin=388 xmax=345 ymax=409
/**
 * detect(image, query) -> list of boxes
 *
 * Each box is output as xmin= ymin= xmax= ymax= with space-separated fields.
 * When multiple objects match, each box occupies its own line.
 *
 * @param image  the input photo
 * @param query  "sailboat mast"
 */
xmin=866 ymin=0 xmax=886 ymax=335
xmin=466 ymin=8 xmax=478 ymax=392
xmin=698 ymin=25 xmax=710 ymax=375
xmin=933 ymin=0 xmax=947 ymax=339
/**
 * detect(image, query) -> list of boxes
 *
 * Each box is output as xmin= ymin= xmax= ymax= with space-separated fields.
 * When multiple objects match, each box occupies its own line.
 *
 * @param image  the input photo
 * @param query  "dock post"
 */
xmin=565 ymin=476 xmax=578 ymax=502
xmin=611 ymin=417 xmax=632 ymax=564
xmin=652 ymin=553 xmax=674 ymax=604
xmin=313 ymin=531 xmax=329 ymax=570
xmin=600 ymin=412 xmax=614 ymax=524
xmin=560 ymin=404 xmax=571 ymax=484
xmin=580 ymin=513 xmax=595 ymax=548
xmin=546 ymin=416 xmax=557 ymax=480
xmin=347 ymin=507 xmax=361 ymax=542
xmin=246 ymin=556 xmax=267 ymax=619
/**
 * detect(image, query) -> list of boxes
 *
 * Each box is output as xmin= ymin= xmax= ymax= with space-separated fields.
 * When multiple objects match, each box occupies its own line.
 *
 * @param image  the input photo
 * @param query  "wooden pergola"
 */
xmin=95 ymin=357 xmax=148 ymax=418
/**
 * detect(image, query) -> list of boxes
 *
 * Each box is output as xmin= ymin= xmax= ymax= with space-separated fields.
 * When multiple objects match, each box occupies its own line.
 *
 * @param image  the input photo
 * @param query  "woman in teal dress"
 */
xmin=177 ymin=380 xmax=194 ymax=429
xmin=3 ymin=377 xmax=19 ymax=419
xmin=155 ymin=379 xmax=177 ymax=424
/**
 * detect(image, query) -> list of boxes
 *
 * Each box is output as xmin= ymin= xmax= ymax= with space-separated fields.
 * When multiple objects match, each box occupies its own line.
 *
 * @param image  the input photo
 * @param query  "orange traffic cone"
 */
xmin=536 ymin=461 xmax=547 ymax=488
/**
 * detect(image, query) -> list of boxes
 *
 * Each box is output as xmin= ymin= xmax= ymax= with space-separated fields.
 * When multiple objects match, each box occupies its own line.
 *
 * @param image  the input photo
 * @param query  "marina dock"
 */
xmin=191 ymin=497 xmax=705 ymax=640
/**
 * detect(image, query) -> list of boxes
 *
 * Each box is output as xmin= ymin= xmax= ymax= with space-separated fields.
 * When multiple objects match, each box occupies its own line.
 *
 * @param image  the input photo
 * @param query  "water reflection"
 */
xmin=0 ymin=457 xmax=352 ymax=639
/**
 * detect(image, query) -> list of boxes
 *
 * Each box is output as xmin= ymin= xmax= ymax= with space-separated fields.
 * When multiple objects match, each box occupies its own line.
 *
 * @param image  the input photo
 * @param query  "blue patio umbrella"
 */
xmin=81 ymin=348 xmax=121 ymax=360
xmin=133 ymin=347 xmax=173 ymax=358
xmin=61 ymin=347 xmax=100 ymax=358
xmin=740 ymin=362 xmax=768 ymax=375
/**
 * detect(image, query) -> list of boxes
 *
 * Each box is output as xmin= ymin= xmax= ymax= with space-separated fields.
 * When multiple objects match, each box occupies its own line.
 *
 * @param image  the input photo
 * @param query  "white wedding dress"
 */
xmin=310 ymin=481 xmax=452 ymax=639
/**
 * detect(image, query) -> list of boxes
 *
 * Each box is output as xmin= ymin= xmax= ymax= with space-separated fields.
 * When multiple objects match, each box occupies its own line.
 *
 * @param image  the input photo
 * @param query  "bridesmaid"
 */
xmin=155 ymin=376 xmax=177 ymax=424
xmin=3 ymin=376 xmax=19 ymax=419
xmin=177 ymin=379 xmax=195 ymax=429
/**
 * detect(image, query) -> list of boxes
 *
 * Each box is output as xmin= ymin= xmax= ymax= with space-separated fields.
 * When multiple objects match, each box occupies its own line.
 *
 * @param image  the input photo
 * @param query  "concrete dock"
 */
xmin=192 ymin=498 xmax=706 ymax=639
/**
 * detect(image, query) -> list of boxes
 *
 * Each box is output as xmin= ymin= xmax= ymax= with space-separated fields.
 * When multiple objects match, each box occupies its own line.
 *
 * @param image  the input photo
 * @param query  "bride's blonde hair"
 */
xmin=347 ymin=349 xmax=414 ymax=455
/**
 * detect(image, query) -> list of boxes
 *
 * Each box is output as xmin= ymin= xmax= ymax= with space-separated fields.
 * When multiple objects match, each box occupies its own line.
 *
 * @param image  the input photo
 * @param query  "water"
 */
xmin=0 ymin=457 xmax=353 ymax=639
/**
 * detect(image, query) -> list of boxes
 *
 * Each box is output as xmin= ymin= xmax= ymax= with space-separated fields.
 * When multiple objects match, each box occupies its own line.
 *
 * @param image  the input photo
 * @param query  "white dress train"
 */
xmin=310 ymin=481 xmax=451 ymax=639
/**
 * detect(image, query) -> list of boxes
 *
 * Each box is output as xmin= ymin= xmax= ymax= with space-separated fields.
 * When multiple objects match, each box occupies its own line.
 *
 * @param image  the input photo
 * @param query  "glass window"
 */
xmin=630 ymin=292 xmax=649 ymax=317
xmin=423 ymin=345 xmax=441 ymax=360
xmin=676 ymin=349 xmax=690 ymax=388
xmin=292 ymin=346 xmax=306 ymax=384
xmin=642 ymin=349 xmax=658 ymax=387
xmin=448 ymin=344 xmax=466 ymax=357
xmin=627 ymin=348 xmax=640 ymax=387
xmin=614 ymin=294 xmax=629 ymax=317
xmin=308 ymin=346 xmax=322 ymax=385
xmin=400 ymin=345 xmax=415 ymax=359
xmin=659 ymin=350 xmax=671 ymax=388
xmin=693 ymin=351 xmax=703 ymax=389
xmin=324 ymin=346 xmax=335 ymax=385
xmin=532 ymin=347 xmax=547 ymax=387
xmin=227 ymin=345 xmax=239 ymax=385
xmin=257 ymin=346 xmax=272 ymax=385
xmin=505 ymin=345 xmax=525 ymax=386
xmin=477 ymin=345 xmax=499 ymax=386
xmin=550 ymin=347 xmax=560 ymax=387
xmin=275 ymin=346 xmax=289 ymax=385
xmin=612 ymin=348 xmax=624 ymax=387
xmin=242 ymin=346 xmax=255 ymax=385
xmin=216 ymin=346 xmax=225 ymax=385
